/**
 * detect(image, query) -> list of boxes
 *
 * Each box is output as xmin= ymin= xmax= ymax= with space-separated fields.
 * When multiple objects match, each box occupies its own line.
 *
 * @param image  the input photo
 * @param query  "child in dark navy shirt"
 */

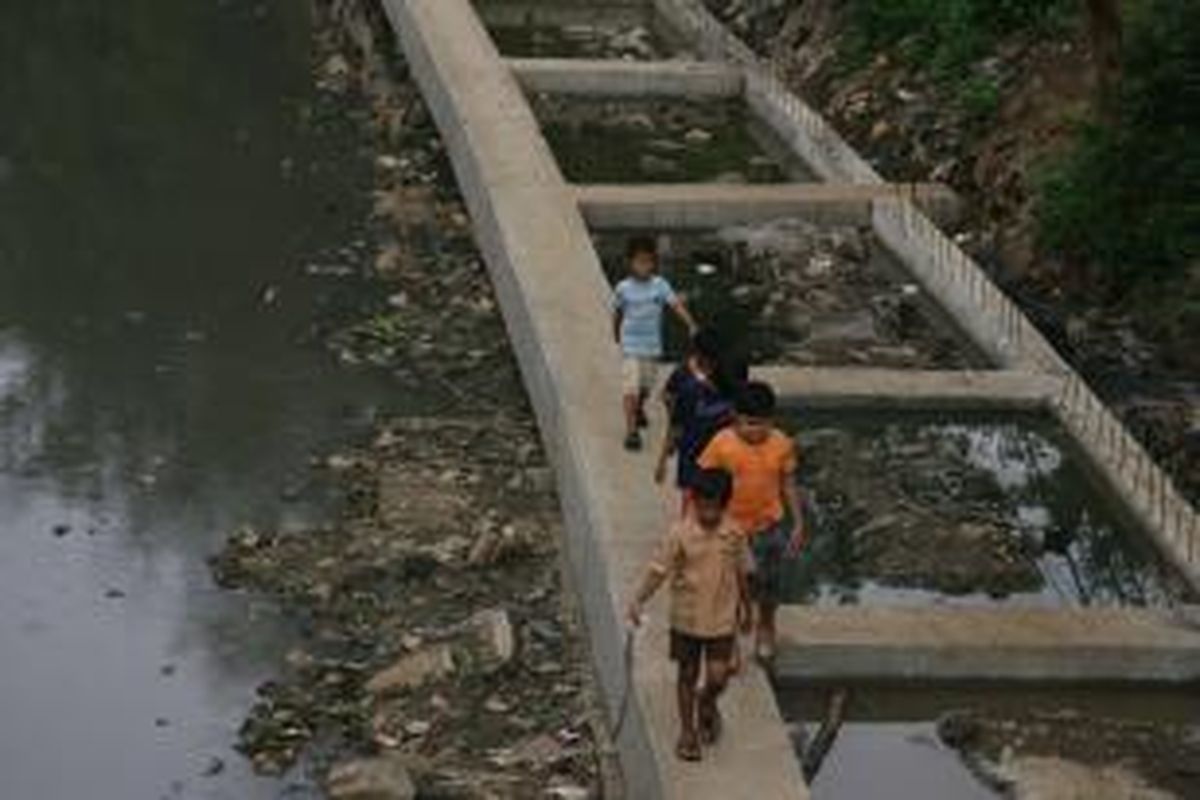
xmin=654 ymin=330 xmax=746 ymax=514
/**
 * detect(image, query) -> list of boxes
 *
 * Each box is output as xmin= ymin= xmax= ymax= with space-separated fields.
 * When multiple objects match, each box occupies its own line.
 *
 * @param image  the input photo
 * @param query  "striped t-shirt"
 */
xmin=612 ymin=275 xmax=676 ymax=359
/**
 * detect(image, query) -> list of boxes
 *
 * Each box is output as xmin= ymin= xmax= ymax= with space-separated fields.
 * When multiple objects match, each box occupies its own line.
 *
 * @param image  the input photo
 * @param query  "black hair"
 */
xmin=735 ymin=380 xmax=776 ymax=418
xmin=690 ymin=468 xmax=733 ymax=506
xmin=690 ymin=328 xmax=722 ymax=361
xmin=626 ymin=235 xmax=658 ymax=261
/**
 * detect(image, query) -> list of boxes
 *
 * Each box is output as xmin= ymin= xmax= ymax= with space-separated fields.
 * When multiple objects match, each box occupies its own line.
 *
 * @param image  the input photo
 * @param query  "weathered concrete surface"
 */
xmin=575 ymin=182 xmax=959 ymax=230
xmin=382 ymin=0 xmax=807 ymax=796
xmin=775 ymin=606 xmax=1200 ymax=685
xmin=757 ymin=367 xmax=1062 ymax=410
xmin=510 ymin=58 xmax=742 ymax=98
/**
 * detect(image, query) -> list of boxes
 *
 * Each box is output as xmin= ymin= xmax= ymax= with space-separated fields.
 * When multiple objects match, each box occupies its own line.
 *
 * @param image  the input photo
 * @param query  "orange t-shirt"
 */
xmin=698 ymin=428 xmax=797 ymax=535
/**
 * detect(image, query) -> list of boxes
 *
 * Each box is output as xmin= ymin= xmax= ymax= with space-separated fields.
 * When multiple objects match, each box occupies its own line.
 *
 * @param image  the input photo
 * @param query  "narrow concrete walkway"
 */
xmin=383 ymin=0 xmax=808 ymax=796
xmin=510 ymin=57 xmax=743 ymax=97
xmin=575 ymin=181 xmax=960 ymax=229
xmin=775 ymin=606 xmax=1200 ymax=684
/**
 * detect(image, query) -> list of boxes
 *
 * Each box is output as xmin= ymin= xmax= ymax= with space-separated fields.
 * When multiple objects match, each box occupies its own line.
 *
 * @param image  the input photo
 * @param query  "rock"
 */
xmin=461 ymin=607 xmax=516 ymax=670
xmin=545 ymin=784 xmax=590 ymax=799
xmin=831 ymin=229 xmax=869 ymax=263
xmin=366 ymin=645 xmax=455 ymax=695
xmin=808 ymin=310 xmax=879 ymax=344
xmin=639 ymin=154 xmax=680 ymax=178
xmin=328 ymin=755 xmax=416 ymax=800
xmin=646 ymin=138 xmax=687 ymax=154
xmin=617 ymin=112 xmax=655 ymax=132
xmin=805 ymin=252 xmax=836 ymax=278
xmin=52 ymin=524 xmax=71 ymax=537
xmin=483 ymin=696 xmax=510 ymax=714
xmin=326 ymin=454 xmax=356 ymax=472
xmin=468 ymin=521 xmax=535 ymax=567
xmin=870 ymin=120 xmax=892 ymax=140
xmin=684 ymin=128 xmax=713 ymax=145
xmin=202 ymin=757 xmax=225 ymax=777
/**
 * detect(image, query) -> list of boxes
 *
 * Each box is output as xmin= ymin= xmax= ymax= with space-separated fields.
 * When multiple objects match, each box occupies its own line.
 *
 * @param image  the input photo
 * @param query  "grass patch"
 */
xmin=844 ymin=0 xmax=1073 ymax=74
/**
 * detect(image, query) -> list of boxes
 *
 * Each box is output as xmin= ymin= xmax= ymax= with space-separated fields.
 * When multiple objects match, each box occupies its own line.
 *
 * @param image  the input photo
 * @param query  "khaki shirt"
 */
xmin=648 ymin=516 xmax=749 ymax=638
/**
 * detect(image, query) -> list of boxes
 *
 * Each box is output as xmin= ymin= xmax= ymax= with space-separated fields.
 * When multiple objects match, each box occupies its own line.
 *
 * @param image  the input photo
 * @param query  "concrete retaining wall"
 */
xmin=510 ymin=57 xmax=743 ymax=98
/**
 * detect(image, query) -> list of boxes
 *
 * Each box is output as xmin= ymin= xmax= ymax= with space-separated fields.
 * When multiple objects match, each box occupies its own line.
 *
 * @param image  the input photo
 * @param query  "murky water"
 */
xmin=781 ymin=685 xmax=1200 ymax=800
xmin=0 ymin=2 xmax=413 ymax=797
xmin=784 ymin=411 xmax=1193 ymax=608
xmin=477 ymin=0 xmax=678 ymax=59
xmin=592 ymin=226 xmax=981 ymax=369
xmin=534 ymin=96 xmax=808 ymax=184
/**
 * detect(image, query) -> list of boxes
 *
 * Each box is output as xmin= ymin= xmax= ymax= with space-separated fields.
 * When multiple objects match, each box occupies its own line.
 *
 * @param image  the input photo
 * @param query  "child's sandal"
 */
xmin=676 ymin=734 xmax=702 ymax=762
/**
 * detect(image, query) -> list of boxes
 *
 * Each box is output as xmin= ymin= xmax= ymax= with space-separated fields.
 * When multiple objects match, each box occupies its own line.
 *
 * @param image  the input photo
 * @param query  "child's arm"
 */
xmin=669 ymin=296 xmax=699 ymax=335
xmin=654 ymin=377 xmax=681 ymax=484
xmin=783 ymin=478 xmax=806 ymax=556
xmin=627 ymin=565 xmax=667 ymax=626
xmin=627 ymin=530 xmax=678 ymax=625
xmin=654 ymin=423 xmax=679 ymax=485
xmin=737 ymin=560 xmax=753 ymax=634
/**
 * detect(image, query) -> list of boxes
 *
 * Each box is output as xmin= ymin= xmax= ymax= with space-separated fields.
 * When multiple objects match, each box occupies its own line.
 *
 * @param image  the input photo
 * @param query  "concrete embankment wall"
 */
xmin=381 ymin=1 xmax=809 ymax=797
xmin=653 ymin=0 xmax=1199 ymax=593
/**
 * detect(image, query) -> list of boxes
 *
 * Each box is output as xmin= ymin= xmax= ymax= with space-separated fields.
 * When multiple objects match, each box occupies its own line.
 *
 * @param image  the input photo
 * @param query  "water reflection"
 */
xmin=0 ymin=0 xmax=405 ymax=796
xmin=788 ymin=411 xmax=1192 ymax=608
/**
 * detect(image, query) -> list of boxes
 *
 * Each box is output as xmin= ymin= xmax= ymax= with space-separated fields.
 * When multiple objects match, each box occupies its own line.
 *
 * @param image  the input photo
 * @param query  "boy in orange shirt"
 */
xmin=627 ymin=469 xmax=751 ymax=762
xmin=698 ymin=381 xmax=803 ymax=663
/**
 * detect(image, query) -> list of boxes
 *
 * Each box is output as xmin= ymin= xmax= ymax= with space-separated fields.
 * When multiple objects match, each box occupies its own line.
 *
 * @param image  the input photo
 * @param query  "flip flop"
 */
xmin=699 ymin=700 xmax=723 ymax=745
xmin=676 ymin=734 xmax=702 ymax=762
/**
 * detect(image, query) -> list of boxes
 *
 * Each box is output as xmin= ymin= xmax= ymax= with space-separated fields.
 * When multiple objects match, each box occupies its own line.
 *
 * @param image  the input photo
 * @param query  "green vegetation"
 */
xmin=1036 ymin=0 xmax=1199 ymax=306
xmin=844 ymin=0 xmax=1072 ymax=73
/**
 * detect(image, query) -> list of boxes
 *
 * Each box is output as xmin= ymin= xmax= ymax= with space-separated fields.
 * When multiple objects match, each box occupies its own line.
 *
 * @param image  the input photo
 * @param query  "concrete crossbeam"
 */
xmin=757 ymin=367 xmax=1062 ymax=410
xmin=574 ymin=182 xmax=961 ymax=230
xmin=775 ymin=606 xmax=1200 ymax=685
xmin=510 ymin=57 xmax=743 ymax=98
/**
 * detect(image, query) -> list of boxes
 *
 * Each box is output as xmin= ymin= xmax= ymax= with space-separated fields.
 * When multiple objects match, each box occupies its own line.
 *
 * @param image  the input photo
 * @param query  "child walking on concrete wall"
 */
xmin=612 ymin=235 xmax=697 ymax=452
xmin=698 ymin=381 xmax=804 ymax=663
xmin=627 ymin=468 xmax=751 ymax=761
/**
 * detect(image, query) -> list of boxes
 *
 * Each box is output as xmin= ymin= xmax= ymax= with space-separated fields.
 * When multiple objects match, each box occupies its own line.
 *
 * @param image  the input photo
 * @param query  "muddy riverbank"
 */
xmin=208 ymin=0 xmax=609 ymax=795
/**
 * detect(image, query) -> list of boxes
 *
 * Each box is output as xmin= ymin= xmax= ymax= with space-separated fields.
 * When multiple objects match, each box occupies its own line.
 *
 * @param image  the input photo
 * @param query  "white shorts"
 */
xmin=621 ymin=356 xmax=658 ymax=395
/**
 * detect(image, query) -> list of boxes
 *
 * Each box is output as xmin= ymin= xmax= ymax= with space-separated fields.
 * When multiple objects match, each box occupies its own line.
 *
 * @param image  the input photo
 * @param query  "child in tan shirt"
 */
xmin=627 ymin=468 xmax=751 ymax=761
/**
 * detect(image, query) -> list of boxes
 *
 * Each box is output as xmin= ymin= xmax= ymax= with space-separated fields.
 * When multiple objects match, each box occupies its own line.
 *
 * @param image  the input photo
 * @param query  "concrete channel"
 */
xmin=380 ymin=0 xmax=1198 ymax=795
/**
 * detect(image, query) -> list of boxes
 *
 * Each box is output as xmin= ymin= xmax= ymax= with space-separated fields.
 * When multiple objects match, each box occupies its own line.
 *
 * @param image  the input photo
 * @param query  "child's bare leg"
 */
xmin=676 ymin=658 xmax=702 ymax=760
xmin=623 ymin=393 xmax=640 ymax=436
xmin=756 ymin=601 xmax=778 ymax=660
xmin=699 ymin=648 xmax=731 ymax=744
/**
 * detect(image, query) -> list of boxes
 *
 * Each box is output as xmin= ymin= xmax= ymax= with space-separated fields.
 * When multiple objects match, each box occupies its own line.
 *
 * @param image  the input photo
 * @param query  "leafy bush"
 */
xmin=1036 ymin=0 xmax=1200 ymax=292
xmin=846 ymin=0 xmax=1071 ymax=72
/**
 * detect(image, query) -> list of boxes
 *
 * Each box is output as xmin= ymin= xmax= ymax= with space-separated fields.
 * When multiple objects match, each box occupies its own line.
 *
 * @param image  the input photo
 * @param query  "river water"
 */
xmin=0 ymin=2 xmax=400 ymax=797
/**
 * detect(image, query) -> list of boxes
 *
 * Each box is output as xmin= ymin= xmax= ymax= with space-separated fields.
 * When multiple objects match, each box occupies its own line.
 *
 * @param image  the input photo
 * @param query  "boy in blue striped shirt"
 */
xmin=612 ymin=236 xmax=697 ymax=451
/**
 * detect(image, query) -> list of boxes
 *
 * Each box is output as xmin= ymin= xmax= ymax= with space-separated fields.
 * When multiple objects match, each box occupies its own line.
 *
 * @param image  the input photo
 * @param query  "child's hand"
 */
xmin=626 ymin=601 xmax=644 ymax=628
xmin=786 ymin=524 xmax=806 ymax=558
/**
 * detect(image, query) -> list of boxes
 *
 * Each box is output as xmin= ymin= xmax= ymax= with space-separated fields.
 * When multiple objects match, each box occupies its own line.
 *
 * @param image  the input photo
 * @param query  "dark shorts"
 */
xmin=670 ymin=630 xmax=735 ymax=665
xmin=749 ymin=521 xmax=789 ymax=606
